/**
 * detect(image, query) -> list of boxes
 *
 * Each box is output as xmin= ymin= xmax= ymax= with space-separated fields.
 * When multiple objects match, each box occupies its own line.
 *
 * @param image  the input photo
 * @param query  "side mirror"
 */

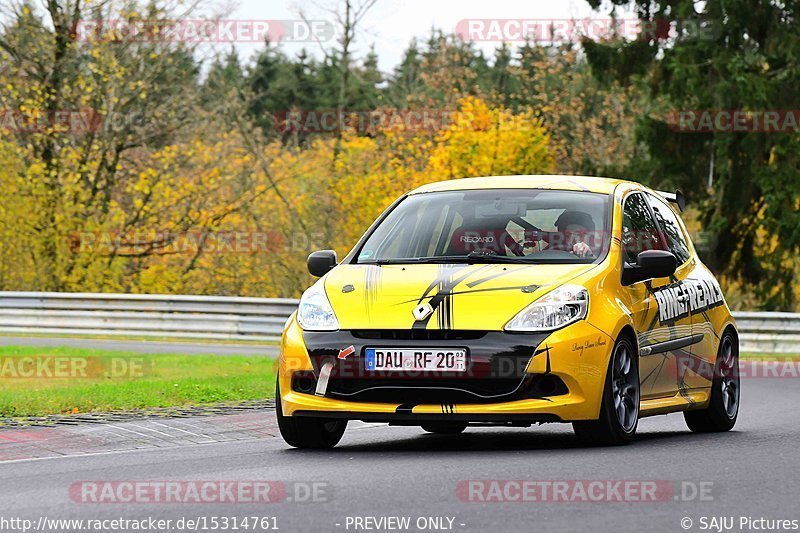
xmin=307 ymin=250 xmax=337 ymax=277
xmin=623 ymin=250 xmax=677 ymax=285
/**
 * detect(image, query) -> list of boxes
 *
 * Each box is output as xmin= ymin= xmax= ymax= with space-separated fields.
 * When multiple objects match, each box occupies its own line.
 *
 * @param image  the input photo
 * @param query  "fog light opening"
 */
xmin=538 ymin=375 xmax=558 ymax=395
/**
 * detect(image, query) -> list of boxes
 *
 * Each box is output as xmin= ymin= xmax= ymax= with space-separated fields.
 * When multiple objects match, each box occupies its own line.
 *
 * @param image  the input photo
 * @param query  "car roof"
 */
xmin=408 ymin=175 xmax=640 ymax=195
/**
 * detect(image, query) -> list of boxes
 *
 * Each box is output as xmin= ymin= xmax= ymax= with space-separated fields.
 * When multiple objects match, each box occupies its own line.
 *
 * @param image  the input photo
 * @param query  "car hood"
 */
xmin=324 ymin=262 xmax=597 ymax=331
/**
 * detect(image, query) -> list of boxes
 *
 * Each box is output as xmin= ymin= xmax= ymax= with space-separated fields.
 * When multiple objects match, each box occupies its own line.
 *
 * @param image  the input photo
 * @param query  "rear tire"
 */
xmin=421 ymin=422 xmax=468 ymax=434
xmin=276 ymin=378 xmax=347 ymax=449
xmin=684 ymin=332 xmax=739 ymax=433
xmin=573 ymin=335 xmax=640 ymax=446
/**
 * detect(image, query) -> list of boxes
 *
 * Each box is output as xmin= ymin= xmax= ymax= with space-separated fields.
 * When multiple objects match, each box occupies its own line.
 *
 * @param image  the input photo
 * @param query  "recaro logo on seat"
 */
xmin=460 ymin=234 xmax=496 ymax=244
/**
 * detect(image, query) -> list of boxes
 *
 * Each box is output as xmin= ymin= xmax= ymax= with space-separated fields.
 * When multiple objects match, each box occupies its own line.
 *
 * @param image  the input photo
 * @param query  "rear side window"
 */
xmin=621 ymin=193 xmax=666 ymax=264
xmin=646 ymin=193 xmax=692 ymax=265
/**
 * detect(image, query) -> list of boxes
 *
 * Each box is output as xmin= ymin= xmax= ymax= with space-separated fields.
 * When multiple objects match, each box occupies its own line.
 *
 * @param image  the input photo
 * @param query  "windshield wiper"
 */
xmin=368 ymin=252 xmax=533 ymax=265
xmin=462 ymin=251 xmax=532 ymax=264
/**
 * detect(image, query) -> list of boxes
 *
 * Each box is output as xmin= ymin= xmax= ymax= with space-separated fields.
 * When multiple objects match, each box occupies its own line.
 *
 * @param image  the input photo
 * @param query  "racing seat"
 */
xmin=447 ymin=226 xmax=524 ymax=256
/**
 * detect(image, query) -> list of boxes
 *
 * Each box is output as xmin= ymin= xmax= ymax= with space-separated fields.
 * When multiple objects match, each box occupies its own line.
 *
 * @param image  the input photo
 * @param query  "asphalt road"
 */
xmin=0 ymin=336 xmax=279 ymax=356
xmin=0 ymin=377 xmax=798 ymax=533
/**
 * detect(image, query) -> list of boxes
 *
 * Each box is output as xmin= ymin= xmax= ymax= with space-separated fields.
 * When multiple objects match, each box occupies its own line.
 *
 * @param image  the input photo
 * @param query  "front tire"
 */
xmin=573 ymin=335 xmax=640 ymax=446
xmin=276 ymin=378 xmax=347 ymax=449
xmin=684 ymin=332 xmax=739 ymax=433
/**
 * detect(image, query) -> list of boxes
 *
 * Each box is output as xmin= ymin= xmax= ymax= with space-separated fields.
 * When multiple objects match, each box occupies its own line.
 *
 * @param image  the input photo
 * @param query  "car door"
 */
xmin=644 ymin=193 xmax=715 ymax=393
xmin=622 ymin=192 xmax=693 ymax=399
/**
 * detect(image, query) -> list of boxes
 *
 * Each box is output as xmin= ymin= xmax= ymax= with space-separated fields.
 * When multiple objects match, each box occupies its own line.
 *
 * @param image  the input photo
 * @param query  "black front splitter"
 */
xmin=291 ymin=410 xmax=562 ymax=425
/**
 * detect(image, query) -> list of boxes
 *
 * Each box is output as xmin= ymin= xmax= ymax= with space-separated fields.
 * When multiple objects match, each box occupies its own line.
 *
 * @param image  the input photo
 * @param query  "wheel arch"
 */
xmin=722 ymin=323 xmax=739 ymax=346
xmin=715 ymin=321 xmax=739 ymax=364
xmin=612 ymin=324 xmax=640 ymax=381
xmin=617 ymin=324 xmax=638 ymax=350
xmin=594 ymin=321 xmax=639 ymax=393
xmin=602 ymin=314 xmax=640 ymax=357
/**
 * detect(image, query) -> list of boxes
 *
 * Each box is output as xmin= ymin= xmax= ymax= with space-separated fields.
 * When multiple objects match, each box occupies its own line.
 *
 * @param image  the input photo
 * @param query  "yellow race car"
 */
xmin=276 ymin=175 xmax=740 ymax=447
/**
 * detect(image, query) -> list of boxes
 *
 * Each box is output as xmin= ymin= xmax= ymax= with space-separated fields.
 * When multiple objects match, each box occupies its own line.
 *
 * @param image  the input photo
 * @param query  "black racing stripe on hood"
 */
xmin=397 ymin=284 xmax=532 ymax=305
xmin=465 ymin=266 xmax=529 ymax=288
xmin=413 ymin=265 xmax=491 ymax=329
xmin=364 ymin=265 xmax=382 ymax=317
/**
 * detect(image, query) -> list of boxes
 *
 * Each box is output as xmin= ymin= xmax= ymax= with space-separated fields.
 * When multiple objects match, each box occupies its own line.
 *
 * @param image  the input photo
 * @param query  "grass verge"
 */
xmin=0 ymin=345 xmax=276 ymax=417
xmin=0 ymin=332 xmax=280 ymax=345
xmin=0 ymin=346 xmax=792 ymax=418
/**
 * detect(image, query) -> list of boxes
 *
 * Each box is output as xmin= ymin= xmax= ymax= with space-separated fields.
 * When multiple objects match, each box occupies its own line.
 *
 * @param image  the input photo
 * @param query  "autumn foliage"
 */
xmin=0 ymin=90 xmax=554 ymax=296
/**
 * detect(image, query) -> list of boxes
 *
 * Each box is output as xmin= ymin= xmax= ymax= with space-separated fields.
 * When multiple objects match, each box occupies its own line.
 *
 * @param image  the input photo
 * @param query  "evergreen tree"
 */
xmin=584 ymin=0 xmax=800 ymax=309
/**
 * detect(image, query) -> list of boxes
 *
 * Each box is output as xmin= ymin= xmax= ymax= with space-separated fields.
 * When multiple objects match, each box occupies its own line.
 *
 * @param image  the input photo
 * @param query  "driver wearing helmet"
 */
xmin=551 ymin=210 xmax=597 ymax=258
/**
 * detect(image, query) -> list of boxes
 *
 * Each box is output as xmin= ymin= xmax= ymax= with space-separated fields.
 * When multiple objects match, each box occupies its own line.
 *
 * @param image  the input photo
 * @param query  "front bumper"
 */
xmin=278 ymin=317 xmax=613 ymax=422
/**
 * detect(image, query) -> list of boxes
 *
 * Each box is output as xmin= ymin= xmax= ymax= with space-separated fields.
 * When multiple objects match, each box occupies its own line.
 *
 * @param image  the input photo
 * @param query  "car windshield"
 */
xmin=356 ymin=188 xmax=612 ymax=264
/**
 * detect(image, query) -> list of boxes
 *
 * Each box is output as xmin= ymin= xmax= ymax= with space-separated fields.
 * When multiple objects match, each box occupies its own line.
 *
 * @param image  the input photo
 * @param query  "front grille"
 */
xmin=292 ymin=371 xmax=568 ymax=403
xmin=298 ymin=330 xmax=560 ymax=404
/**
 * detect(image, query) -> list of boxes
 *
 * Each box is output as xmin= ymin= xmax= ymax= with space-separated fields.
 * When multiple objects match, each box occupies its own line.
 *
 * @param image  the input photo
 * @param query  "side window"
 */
xmin=622 ymin=193 xmax=665 ymax=264
xmin=646 ymin=194 xmax=691 ymax=265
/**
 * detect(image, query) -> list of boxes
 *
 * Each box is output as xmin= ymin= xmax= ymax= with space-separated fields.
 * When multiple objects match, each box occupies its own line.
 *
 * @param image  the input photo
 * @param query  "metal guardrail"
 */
xmin=0 ymin=292 xmax=797 ymax=352
xmin=734 ymin=312 xmax=800 ymax=354
xmin=0 ymin=292 xmax=298 ymax=342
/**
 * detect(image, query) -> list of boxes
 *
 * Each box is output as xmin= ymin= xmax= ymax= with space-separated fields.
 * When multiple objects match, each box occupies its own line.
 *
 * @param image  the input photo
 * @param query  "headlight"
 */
xmin=505 ymin=284 xmax=589 ymax=332
xmin=297 ymin=284 xmax=339 ymax=331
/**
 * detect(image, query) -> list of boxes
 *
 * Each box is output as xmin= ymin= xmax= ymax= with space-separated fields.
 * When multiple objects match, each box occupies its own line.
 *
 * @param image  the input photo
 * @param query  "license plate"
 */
xmin=364 ymin=348 xmax=467 ymax=372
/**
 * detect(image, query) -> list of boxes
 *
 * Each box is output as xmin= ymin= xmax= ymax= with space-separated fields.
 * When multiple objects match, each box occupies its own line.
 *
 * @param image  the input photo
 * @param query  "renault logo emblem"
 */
xmin=413 ymin=302 xmax=434 ymax=320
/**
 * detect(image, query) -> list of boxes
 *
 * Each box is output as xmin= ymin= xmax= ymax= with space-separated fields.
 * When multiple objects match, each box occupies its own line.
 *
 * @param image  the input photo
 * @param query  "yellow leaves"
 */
xmin=253 ymin=97 xmax=557 ymax=277
xmin=0 ymin=93 xmax=557 ymax=297
xmin=427 ymin=97 xmax=554 ymax=180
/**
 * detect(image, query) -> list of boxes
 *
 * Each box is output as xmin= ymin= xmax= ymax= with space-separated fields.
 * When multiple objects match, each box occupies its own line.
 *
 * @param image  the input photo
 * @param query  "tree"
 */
xmin=386 ymin=39 xmax=423 ymax=107
xmin=203 ymin=47 xmax=244 ymax=107
xmin=583 ymin=0 xmax=800 ymax=310
xmin=0 ymin=0 xmax=273 ymax=292
xmin=513 ymin=44 xmax=649 ymax=178
xmin=247 ymin=42 xmax=295 ymax=135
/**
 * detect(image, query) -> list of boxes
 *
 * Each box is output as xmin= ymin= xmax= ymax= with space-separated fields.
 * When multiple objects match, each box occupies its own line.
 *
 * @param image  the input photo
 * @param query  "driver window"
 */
xmin=645 ymin=194 xmax=692 ymax=265
xmin=622 ymin=193 xmax=665 ymax=265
